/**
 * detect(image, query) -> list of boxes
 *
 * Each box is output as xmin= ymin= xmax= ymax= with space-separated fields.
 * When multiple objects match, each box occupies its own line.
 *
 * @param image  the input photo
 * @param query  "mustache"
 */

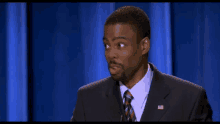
xmin=108 ymin=61 xmax=122 ymax=67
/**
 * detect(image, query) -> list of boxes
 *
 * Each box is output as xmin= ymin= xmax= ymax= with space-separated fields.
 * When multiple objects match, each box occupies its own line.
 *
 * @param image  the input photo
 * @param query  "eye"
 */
xmin=118 ymin=43 xmax=125 ymax=48
xmin=105 ymin=44 xmax=110 ymax=49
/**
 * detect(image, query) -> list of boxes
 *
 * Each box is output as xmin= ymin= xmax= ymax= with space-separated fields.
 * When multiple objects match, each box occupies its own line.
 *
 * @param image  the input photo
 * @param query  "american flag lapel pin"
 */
xmin=158 ymin=105 xmax=164 ymax=110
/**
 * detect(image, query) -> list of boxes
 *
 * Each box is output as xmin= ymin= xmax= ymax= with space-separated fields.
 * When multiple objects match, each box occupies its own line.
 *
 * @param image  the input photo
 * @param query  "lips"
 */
xmin=109 ymin=64 xmax=121 ymax=74
xmin=109 ymin=64 xmax=121 ymax=68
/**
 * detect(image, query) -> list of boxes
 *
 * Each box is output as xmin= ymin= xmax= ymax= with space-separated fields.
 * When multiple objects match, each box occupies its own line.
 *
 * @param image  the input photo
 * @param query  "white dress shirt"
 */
xmin=119 ymin=63 xmax=153 ymax=122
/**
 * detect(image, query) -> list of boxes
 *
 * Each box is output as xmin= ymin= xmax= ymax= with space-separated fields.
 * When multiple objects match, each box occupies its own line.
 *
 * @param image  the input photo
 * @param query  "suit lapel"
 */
xmin=103 ymin=78 xmax=124 ymax=121
xmin=102 ymin=63 xmax=171 ymax=121
xmin=140 ymin=63 xmax=170 ymax=121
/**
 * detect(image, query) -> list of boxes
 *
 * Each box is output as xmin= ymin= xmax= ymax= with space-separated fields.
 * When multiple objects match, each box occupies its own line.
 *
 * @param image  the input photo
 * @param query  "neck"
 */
xmin=125 ymin=60 xmax=148 ymax=89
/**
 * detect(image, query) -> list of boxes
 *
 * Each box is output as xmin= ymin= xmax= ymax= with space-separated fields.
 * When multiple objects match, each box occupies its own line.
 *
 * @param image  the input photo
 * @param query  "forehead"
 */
xmin=104 ymin=23 xmax=136 ymax=38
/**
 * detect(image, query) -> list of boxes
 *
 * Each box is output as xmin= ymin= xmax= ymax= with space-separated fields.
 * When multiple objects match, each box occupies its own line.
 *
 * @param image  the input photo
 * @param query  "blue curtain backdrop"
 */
xmin=0 ymin=2 xmax=219 ymax=122
xmin=0 ymin=3 xmax=7 ymax=121
xmin=1 ymin=3 xmax=28 ymax=121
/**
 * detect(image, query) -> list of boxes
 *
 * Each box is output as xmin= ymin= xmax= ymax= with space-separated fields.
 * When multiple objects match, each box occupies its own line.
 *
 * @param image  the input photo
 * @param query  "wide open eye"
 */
xmin=118 ymin=43 xmax=125 ymax=48
xmin=106 ymin=44 xmax=110 ymax=49
xmin=104 ymin=44 xmax=110 ymax=49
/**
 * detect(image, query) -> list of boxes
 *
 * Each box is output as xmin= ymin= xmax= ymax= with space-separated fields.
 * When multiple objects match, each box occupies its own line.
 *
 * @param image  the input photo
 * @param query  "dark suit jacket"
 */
xmin=70 ymin=62 xmax=213 ymax=122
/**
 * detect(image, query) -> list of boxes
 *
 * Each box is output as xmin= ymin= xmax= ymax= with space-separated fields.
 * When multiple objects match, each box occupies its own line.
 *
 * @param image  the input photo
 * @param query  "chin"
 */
xmin=111 ymin=74 xmax=122 ymax=81
xmin=111 ymin=73 xmax=127 ymax=82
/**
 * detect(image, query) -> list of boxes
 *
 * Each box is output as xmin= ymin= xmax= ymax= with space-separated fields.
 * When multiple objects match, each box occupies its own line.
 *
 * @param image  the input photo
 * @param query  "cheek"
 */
xmin=121 ymin=54 xmax=136 ymax=68
xmin=126 ymin=55 xmax=140 ymax=67
xmin=131 ymin=60 xmax=138 ymax=65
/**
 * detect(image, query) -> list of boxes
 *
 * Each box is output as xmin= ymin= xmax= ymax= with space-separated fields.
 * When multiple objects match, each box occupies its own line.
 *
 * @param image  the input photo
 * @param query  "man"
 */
xmin=70 ymin=6 xmax=213 ymax=122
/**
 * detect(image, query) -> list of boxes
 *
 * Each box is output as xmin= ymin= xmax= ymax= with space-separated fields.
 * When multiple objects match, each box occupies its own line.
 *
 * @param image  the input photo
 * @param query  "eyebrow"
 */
xmin=103 ymin=36 xmax=129 ymax=42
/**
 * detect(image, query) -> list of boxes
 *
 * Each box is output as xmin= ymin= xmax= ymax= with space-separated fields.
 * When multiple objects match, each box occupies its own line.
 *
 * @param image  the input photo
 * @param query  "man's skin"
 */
xmin=103 ymin=23 xmax=150 ymax=89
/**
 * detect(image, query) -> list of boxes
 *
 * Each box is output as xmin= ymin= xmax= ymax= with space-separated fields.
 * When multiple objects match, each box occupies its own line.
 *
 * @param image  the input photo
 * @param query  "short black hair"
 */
xmin=105 ymin=6 xmax=150 ymax=57
xmin=105 ymin=6 xmax=151 ymax=41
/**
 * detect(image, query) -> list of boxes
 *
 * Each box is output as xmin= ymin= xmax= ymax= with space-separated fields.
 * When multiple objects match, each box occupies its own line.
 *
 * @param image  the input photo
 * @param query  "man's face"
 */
xmin=103 ymin=23 xmax=143 ymax=82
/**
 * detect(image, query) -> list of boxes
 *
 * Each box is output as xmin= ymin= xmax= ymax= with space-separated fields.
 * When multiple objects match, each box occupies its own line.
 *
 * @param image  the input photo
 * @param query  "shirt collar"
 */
xmin=119 ymin=63 xmax=153 ymax=107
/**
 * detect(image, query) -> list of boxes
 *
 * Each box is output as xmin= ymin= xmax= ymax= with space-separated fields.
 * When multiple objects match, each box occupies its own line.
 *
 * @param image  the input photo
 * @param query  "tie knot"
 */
xmin=124 ymin=90 xmax=134 ymax=103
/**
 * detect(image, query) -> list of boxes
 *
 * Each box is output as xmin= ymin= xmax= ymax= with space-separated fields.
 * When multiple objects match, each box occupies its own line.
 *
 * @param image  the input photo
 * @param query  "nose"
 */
xmin=106 ymin=48 xmax=118 ymax=59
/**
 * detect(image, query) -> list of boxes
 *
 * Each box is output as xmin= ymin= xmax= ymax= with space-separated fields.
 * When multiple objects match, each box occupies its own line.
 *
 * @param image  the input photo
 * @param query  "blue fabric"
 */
xmin=172 ymin=3 xmax=220 ymax=121
xmin=31 ymin=3 xmax=83 ymax=121
xmin=148 ymin=3 xmax=172 ymax=75
xmin=79 ymin=3 xmax=115 ymax=84
xmin=0 ymin=2 xmax=219 ymax=122
xmin=6 ymin=3 xmax=27 ymax=121
xmin=0 ymin=3 xmax=7 ymax=122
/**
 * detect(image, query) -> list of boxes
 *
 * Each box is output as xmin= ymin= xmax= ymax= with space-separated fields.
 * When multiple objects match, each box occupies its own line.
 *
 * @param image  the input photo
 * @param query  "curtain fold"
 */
xmin=79 ymin=3 xmax=115 ymax=84
xmin=0 ymin=3 xmax=7 ymax=122
xmin=172 ymin=3 xmax=220 ymax=121
xmin=148 ymin=2 xmax=172 ymax=75
xmin=6 ymin=3 xmax=27 ymax=121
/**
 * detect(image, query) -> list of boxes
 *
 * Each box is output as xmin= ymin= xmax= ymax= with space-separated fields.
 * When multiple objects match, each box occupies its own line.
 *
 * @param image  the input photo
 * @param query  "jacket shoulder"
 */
xmin=161 ymin=73 xmax=204 ymax=91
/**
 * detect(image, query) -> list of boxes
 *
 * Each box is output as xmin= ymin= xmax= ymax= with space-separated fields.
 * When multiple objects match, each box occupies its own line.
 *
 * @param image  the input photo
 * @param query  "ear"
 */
xmin=140 ymin=37 xmax=150 ymax=56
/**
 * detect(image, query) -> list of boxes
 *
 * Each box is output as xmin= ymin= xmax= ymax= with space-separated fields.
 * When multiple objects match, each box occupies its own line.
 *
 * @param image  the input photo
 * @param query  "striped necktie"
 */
xmin=123 ymin=90 xmax=136 ymax=122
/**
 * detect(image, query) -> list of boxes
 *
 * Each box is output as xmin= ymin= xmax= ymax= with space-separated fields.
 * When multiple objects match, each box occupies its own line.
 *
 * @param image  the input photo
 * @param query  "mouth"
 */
xmin=109 ymin=64 xmax=121 ymax=75
xmin=109 ymin=64 xmax=121 ymax=68
xmin=110 ymin=66 xmax=120 ymax=69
